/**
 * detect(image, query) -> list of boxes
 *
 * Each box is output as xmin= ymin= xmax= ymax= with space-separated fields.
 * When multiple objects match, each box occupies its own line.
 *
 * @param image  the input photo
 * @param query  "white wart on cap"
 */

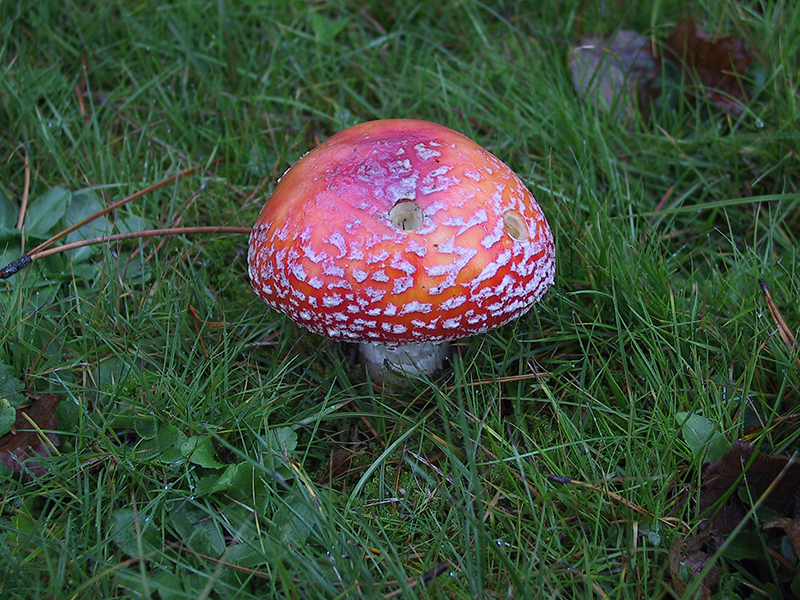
xmin=248 ymin=119 xmax=555 ymax=380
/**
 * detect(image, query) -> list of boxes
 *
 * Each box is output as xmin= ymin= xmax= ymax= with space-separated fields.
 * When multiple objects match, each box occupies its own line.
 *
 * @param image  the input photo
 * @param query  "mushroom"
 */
xmin=248 ymin=119 xmax=555 ymax=381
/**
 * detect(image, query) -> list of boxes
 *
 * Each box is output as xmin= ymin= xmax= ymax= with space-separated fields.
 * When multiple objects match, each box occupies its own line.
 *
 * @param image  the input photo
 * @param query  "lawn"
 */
xmin=1 ymin=0 xmax=799 ymax=598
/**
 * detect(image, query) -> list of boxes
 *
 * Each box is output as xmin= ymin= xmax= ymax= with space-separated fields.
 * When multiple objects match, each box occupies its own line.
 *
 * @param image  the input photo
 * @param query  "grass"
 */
xmin=1 ymin=0 xmax=799 ymax=598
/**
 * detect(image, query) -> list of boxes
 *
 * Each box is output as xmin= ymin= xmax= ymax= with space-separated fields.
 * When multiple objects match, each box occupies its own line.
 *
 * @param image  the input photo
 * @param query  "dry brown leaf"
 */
xmin=762 ymin=518 xmax=800 ymax=562
xmin=0 ymin=394 xmax=60 ymax=479
xmin=700 ymin=440 xmax=800 ymax=540
xmin=316 ymin=448 xmax=358 ymax=484
xmin=669 ymin=441 xmax=800 ymax=596
xmin=569 ymin=30 xmax=661 ymax=123
xmin=668 ymin=534 xmax=719 ymax=599
xmin=665 ymin=18 xmax=753 ymax=116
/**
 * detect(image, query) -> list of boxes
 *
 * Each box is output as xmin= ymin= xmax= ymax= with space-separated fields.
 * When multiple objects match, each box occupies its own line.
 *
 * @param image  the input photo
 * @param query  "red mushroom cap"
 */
xmin=248 ymin=119 xmax=555 ymax=345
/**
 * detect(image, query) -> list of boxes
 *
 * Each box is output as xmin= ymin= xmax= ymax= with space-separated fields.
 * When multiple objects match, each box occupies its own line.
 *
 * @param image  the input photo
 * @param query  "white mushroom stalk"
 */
xmin=359 ymin=341 xmax=451 ymax=381
xmin=248 ymin=119 xmax=556 ymax=382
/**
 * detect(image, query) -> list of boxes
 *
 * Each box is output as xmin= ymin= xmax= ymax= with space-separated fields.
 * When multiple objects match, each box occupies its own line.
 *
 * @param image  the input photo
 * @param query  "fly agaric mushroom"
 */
xmin=248 ymin=119 xmax=555 ymax=381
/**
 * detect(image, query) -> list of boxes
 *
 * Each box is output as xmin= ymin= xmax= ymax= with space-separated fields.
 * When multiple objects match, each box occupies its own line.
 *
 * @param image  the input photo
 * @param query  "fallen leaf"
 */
xmin=316 ymin=448 xmax=358 ymax=484
xmin=0 ymin=394 xmax=60 ymax=478
xmin=668 ymin=534 xmax=719 ymax=599
xmin=569 ymin=30 xmax=661 ymax=123
xmin=665 ymin=18 xmax=753 ymax=116
xmin=762 ymin=518 xmax=800 ymax=562
xmin=700 ymin=441 xmax=800 ymax=539
xmin=669 ymin=441 xmax=800 ymax=596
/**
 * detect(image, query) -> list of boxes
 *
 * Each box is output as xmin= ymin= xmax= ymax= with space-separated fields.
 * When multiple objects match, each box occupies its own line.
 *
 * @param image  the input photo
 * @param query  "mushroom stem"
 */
xmin=359 ymin=341 xmax=450 ymax=382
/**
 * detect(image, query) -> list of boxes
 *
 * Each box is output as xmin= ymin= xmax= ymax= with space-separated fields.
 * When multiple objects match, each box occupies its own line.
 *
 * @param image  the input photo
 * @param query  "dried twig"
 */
xmin=381 ymin=561 xmax=451 ymax=599
xmin=16 ymin=149 xmax=31 ymax=230
xmin=650 ymin=182 xmax=676 ymax=223
xmin=451 ymin=370 xmax=549 ymax=390
xmin=38 ymin=226 xmax=250 ymax=260
xmin=1 ymin=226 xmax=249 ymax=279
xmin=759 ymin=278 xmax=799 ymax=368
xmin=1 ymin=162 xmax=227 ymax=280
xmin=743 ymin=412 xmax=800 ymax=437
xmin=548 ymin=474 xmax=680 ymax=528
xmin=31 ymin=161 xmax=221 ymax=257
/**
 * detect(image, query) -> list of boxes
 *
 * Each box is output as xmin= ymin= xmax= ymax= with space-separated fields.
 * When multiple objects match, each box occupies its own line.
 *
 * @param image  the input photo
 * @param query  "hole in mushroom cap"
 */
xmin=503 ymin=210 xmax=529 ymax=241
xmin=389 ymin=199 xmax=424 ymax=232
